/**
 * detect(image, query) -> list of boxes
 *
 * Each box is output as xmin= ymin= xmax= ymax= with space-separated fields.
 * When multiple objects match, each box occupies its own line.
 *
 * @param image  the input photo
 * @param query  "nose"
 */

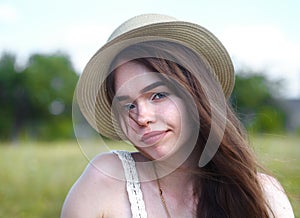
xmin=130 ymin=101 xmax=155 ymax=126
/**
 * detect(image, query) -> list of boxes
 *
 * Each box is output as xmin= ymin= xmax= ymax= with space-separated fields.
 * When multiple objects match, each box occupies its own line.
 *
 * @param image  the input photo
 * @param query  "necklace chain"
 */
xmin=154 ymin=164 xmax=171 ymax=218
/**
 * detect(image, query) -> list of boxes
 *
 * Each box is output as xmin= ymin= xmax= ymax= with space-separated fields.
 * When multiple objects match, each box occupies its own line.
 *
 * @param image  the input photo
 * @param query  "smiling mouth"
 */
xmin=141 ymin=130 xmax=168 ymax=145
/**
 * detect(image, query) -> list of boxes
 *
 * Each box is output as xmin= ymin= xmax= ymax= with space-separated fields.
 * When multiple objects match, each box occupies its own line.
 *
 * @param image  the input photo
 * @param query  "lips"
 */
xmin=141 ymin=130 xmax=168 ymax=145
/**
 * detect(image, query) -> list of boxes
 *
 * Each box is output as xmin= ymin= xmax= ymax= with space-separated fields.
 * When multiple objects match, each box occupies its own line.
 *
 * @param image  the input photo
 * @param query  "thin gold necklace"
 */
xmin=153 ymin=164 xmax=171 ymax=218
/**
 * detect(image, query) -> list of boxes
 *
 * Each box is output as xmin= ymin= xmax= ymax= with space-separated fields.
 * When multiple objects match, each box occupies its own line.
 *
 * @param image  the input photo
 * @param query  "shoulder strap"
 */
xmin=114 ymin=150 xmax=147 ymax=218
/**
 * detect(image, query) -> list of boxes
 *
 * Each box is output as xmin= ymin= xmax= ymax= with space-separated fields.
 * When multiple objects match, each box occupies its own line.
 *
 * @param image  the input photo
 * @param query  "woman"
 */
xmin=61 ymin=14 xmax=294 ymax=217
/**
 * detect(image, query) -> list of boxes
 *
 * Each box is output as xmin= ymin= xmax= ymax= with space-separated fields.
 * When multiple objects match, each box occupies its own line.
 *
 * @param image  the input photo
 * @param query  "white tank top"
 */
xmin=114 ymin=150 xmax=147 ymax=218
xmin=114 ymin=150 xmax=294 ymax=218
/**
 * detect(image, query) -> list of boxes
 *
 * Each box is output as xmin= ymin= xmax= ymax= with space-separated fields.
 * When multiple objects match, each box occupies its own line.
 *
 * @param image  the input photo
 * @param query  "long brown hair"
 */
xmin=105 ymin=41 xmax=273 ymax=217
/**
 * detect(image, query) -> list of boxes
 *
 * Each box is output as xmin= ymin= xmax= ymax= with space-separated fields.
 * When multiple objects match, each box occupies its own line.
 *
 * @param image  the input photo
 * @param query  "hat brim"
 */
xmin=76 ymin=21 xmax=234 ymax=140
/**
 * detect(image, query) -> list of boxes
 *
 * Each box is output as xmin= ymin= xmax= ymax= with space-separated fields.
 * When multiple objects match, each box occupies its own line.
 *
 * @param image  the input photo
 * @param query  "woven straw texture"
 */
xmin=76 ymin=14 xmax=234 ymax=140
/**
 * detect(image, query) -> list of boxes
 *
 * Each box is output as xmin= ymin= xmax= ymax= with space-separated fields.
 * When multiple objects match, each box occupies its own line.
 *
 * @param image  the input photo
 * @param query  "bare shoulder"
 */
xmin=61 ymin=152 xmax=127 ymax=218
xmin=90 ymin=151 xmax=126 ymax=179
xmin=258 ymin=173 xmax=295 ymax=218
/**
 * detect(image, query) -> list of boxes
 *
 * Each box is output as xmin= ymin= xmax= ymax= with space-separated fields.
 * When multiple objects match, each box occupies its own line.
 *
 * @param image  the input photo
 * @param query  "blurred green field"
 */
xmin=0 ymin=135 xmax=299 ymax=218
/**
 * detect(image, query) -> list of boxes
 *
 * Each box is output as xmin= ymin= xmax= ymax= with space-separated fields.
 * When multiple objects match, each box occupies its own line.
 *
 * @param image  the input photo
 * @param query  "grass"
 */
xmin=0 ymin=141 xmax=86 ymax=218
xmin=251 ymin=134 xmax=300 ymax=217
xmin=0 ymin=135 xmax=299 ymax=217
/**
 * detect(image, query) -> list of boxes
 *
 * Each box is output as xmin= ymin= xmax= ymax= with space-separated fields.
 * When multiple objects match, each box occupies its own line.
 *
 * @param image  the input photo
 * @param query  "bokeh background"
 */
xmin=1 ymin=0 xmax=299 ymax=217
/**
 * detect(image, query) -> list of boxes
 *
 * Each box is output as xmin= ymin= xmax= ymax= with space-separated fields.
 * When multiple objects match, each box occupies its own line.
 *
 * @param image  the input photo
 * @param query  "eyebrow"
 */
xmin=116 ymin=81 xmax=166 ymax=102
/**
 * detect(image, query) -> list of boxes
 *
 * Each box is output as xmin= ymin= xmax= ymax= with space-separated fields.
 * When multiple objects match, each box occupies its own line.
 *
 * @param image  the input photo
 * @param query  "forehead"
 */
xmin=114 ymin=61 xmax=164 ymax=94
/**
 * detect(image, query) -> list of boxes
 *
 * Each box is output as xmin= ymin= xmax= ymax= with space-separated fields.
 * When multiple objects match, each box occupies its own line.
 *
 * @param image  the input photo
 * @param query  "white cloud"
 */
xmin=221 ymin=25 xmax=300 ymax=98
xmin=0 ymin=3 xmax=20 ymax=23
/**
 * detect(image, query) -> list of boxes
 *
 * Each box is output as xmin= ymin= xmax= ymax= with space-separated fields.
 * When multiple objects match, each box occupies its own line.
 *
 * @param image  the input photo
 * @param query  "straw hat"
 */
xmin=76 ymin=14 xmax=235 ymax=140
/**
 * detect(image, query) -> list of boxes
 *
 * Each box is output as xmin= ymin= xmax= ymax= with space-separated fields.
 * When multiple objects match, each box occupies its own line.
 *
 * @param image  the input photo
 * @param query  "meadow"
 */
xmin=0 ymin=134 xmax=299 ymax=218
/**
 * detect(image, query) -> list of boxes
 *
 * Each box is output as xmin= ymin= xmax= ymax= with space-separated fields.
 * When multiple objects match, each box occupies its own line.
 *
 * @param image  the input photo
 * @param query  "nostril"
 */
xmin=133 ymin=102 xmax=156 ymax=126
xmin=137 ymin=117 xmax=152 ymax=127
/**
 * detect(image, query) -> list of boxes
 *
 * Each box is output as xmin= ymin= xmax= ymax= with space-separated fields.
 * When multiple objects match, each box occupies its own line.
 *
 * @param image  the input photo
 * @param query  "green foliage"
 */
xmin=250 ymin=106 xmax=286 ymax=133
xmin=23 ymin=53 xmax=78 ymax=140
xmin=0 ymin=52 xmax=292 ymax=140
xmin=231 ymin=70 xmax=286 ymax=133
xmin=0 ymin=52 xmax=78 ymax=141
xmin=24 ymin=54 xmax=77 ymax=115
xmin=0 ymin=53 xmax=27 ymax=138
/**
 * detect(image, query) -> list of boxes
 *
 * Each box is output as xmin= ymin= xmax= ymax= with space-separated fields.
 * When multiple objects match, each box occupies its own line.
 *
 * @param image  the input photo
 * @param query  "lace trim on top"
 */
xmin=114 ymin=150 xmax=147 ymax=218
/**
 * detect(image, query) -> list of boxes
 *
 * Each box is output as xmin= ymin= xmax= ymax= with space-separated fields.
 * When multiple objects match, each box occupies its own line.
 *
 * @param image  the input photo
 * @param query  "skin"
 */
xmin=113 ymin=61 xmax=196 ymax=161
xmin=61 ymin=61 xmax=294 ymax=218
xmin=61 ymin=61 xmax=198 ymax=217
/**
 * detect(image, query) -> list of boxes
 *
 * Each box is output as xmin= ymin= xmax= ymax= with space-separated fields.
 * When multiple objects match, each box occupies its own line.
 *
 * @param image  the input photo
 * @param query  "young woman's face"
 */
xmin=113 ymin=60 xmax=195 ymax=160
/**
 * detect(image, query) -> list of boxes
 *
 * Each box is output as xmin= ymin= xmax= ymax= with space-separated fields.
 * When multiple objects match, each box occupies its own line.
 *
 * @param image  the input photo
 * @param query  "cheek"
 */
xmin=168 ymin=99 xmax=194 ymax=134
xmin=117 ymin=114 xmax=130 ymax=137
xmin=159 ymin=108 xmax=179 ymax=123
xmin=156 ymin=100 xmax=183 ymax=126
xmin=118 ymin=114 xmax=138 ymax=139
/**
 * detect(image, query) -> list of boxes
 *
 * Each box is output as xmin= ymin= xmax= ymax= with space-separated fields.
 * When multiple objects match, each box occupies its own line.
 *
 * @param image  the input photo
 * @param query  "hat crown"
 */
xmin=77 ymin=13 xmax=235 ymax=140
xmin=108 ymin=14 xmax=177 ymax=41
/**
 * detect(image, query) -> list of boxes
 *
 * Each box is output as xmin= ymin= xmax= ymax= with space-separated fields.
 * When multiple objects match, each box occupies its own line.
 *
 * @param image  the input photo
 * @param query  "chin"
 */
xmin=144 ymin=142 xmax=180 ymax=161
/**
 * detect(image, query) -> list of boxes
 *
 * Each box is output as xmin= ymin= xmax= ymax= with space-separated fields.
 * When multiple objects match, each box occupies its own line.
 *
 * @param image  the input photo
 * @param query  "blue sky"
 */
xmin=1 ymin=0 xmax=300 ymax=98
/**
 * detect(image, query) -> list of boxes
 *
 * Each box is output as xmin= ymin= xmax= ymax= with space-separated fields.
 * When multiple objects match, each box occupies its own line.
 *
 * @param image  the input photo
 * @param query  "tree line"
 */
xmin=0 ymin=52 xmax=287 ymax=142
xmin=0 ymin=52 xmax=78 ymax=141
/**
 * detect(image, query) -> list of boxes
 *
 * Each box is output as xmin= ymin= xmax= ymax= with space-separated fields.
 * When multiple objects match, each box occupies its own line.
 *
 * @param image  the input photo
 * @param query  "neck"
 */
xmin=157 ymin=143 xmax=199 ymax=172
xmin=153 ymin=158 xmax=197 ymax=215
xmin=133 ymin=140 xmax=201 ymax=184
xmin=153 ymin=147 xmax=199 ymax=188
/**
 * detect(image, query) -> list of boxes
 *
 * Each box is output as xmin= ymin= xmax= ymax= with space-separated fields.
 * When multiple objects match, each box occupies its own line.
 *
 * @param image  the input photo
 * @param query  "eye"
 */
xmin=151 ymin=92 xmax=168 ymax=100
xmin=123 ymin=103 xmax=136 ymax=111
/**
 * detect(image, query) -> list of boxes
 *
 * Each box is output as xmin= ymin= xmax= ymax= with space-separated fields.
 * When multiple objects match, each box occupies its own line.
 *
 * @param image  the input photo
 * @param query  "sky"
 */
xmin=1 ymin=0 xmax=300 ymax=98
